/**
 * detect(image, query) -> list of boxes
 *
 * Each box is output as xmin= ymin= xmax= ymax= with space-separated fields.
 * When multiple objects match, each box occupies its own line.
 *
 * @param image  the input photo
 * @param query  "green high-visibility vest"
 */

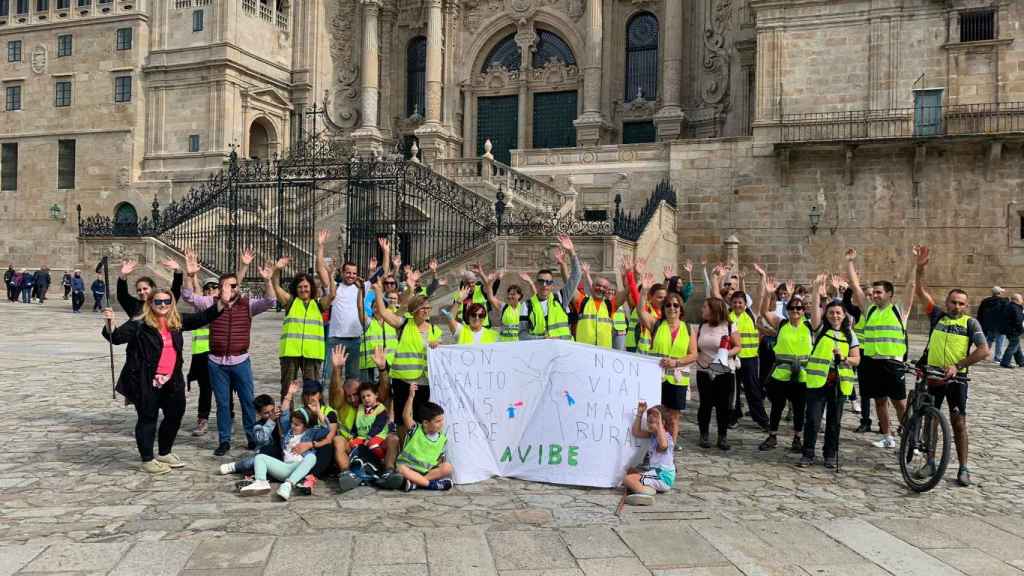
xmin=279 ymin=299 xmax=325 ymax=360
xmin=575 ymin=297 xmax=613 ymax=348
xmin=354 ymin=403 xmax=388 ymax=441
xmin=861 ymin=304 xmax=907 ymax=361
xmin=397 ymin=425 xmax=447 ymax=474
xmin=360 ymin=317 xmax=398 ymax=370
xmin=926 ymin=314 xmax=971 ymax=375
xmin=527 ymin=294 xmax=572 ymax=340
xmin=625 ymin=308 xmax=640 ymax=351
xmin=771 ymin=321 xmax=813 ymax=382
xmin=649 ymin=320 xmax=690 ymax=387
xmin=803 ymin=329 xmax=857 ymax=395
xmin=729 ymin=310 xmax=759 ymax=359
xmin=612 ymin=309 xmax=628 ymax=338
xmin=457 ymin=325 xmax=499 ymax=345
xmin=390 ymin=320 xmax=443 ymax=381
xmin=499 ymin=304 xmax=522 ymax=341
xmin=191 ymin=327 xmax=210 ymax=354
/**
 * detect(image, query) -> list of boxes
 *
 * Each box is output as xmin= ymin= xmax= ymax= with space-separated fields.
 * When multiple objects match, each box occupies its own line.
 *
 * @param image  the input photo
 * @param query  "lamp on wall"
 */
xmin=49 ymin=203 xmax=65 ymax=223
xmin=809 ymin=205 xmax=821 ymax=235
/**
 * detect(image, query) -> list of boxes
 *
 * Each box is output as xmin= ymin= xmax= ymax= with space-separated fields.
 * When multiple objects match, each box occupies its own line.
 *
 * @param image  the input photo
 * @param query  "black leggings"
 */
xmin=310 ymin=443 xmax=338 ymax=479
xmin=696 ymin=371 xmax=734 ymax=438
xmin=134 ymin=383 xmax=186 ymax=462
xmin=767 ymin=377 xmax=806 ymax=434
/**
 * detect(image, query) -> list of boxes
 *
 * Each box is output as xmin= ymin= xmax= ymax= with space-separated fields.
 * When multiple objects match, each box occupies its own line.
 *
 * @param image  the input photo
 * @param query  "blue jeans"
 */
xmin=985 ymin=329 xmax=1007 ymax=360
xmin=323 ymin=336 xmax=362 ymax=392
xmin=20 ymin=287 xmax=32 ymax=302
xmin=209 ymin=359 xmax=257 ymax=446
xmin=1000 ymin=335 xmax=1024 ymax=367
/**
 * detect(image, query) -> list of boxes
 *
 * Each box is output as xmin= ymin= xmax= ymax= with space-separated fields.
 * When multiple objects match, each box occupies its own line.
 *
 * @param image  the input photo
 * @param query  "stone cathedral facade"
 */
xmin=1 ymin=0 xmax=1022 ymax=299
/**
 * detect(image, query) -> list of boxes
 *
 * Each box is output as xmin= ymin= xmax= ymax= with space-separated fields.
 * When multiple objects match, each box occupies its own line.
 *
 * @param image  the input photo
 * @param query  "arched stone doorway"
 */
xmin=467 ymin=26 xmax=581 ymax=164
xmin=113 ymin=202 xmax=138 ymax=235
xmin=248 ymin=118 xmax=277 ymax=161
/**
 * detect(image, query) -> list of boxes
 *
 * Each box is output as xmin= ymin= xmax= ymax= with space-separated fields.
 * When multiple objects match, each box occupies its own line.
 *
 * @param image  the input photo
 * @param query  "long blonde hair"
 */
xmin=141 ymin=290 xmax=182 ymax=331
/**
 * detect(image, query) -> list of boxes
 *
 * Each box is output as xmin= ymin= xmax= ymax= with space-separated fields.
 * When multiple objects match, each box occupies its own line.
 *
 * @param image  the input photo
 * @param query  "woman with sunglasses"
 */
xmin=372 ymin=280 xmax=443 ymax=437
xmin=757 ymin=276 xmax=814 ymax=454
xmin=102 ymin=289 xmax=227 ymax=474
xmin=637 ymin=273 xmax=698 ymax=446
xmin=444 ymin=286 xmax=500 ymax=345
xmin=475 ymin=264 xmax=528 ymax=342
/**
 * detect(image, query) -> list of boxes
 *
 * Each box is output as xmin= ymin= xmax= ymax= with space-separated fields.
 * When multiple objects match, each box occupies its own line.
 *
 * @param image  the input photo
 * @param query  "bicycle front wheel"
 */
xmin=899 ymin=405 xmax=952 ymax=493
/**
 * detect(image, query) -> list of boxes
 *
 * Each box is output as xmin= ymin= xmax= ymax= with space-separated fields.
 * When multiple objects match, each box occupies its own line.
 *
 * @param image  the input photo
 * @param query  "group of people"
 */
xmin=97 ymin=231 xmax=996 ymax=507
xmin=4 ymin=265 xmax=51 ymax=304
xmin=977 ymin=286 xmax=1024 ymax=369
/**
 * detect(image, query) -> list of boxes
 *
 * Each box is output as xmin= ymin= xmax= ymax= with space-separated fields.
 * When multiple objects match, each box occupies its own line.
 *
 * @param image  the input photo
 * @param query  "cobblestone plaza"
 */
xmin=2 ymin=302 xmax=1023 ymax=575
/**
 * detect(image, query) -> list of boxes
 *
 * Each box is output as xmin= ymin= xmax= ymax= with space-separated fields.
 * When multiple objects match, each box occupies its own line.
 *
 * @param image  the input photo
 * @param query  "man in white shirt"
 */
xmin=324 ymin=260 xmax=365 ymax=391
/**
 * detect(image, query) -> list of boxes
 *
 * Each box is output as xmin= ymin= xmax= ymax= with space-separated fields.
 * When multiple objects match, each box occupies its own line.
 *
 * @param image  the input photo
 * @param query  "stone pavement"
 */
xmin=1 ymin=300 xmax=1023 ymax=575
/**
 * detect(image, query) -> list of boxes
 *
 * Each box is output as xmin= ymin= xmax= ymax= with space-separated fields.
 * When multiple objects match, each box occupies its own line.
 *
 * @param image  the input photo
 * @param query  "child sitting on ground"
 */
xmin=623 ymin=402 xmax=675 ymax=506
xmin=394 ymin=383 xmax=454 ymax=492
xmin=218 ymin=394 xmax=282 ymax=485
xmin=344 ymin=381 xmax=390 ymax=484
xmin=239 ymin=381 xmax=329 ymax=501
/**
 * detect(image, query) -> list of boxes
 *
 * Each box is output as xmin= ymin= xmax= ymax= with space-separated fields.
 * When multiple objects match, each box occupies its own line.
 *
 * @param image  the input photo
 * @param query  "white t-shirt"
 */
xmin=329 ymin=282 xmax=363 ymax=338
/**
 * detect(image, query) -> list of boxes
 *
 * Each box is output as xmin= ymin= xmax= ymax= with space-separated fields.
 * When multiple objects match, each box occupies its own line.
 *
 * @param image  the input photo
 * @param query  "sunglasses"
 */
xmin=469 ymin=313 xmax=487 ymax=319
xmin=538 ymin=279 xmax=555 ymax=286
xmin=152 ymin=298 xmax=173 ymax=306
xmin=664 ymin=302 xmax=682 ymax=309
xmin=383 ymin=281 xmax=397 ymax=286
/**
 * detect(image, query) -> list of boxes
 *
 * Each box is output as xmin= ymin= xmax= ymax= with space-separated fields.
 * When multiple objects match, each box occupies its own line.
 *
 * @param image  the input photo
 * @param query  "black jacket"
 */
xmin=102 ymin=304 xmax=221 ymax=405
xmin=1005 ymin=302 xmax=1024 ymax=338
xmin=977 ymin=296 xmax=1009 ymax=333
xmin=117 ymin=272 xmax=183 ymax=317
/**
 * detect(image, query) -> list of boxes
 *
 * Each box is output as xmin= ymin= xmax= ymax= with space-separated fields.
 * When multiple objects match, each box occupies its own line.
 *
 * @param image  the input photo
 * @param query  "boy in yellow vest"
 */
xmin=394 ymin=383 xmax=454 ymax=492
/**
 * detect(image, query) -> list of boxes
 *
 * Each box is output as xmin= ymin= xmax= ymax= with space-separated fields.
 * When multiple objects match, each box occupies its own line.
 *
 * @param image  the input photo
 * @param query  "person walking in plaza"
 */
xmin=33 ymin=267 xmax=50 ymax=303
xmin=636 ymin=274 xmax=697 ymax=446
xmin=90 ymin=277 xmax=106 ymax=312
xmin=70 ymin=270 xmax=85 ymax=313
xmin=693 ymin=297 xmax=742 ymax=450
xmin=520 ymin=235 xmax=581 ymax=341
xmin=5 ymin=265 xmax=17 ymax=302
xmin=799 ymin=274 xmax=861 ymax=468
xmin=61 ymin=270 xmax=72 ymax=300
xmin=977 ymin=287 xmax=1009 ymax=361
xmin=914 ymin=245 xmax=989 ymax=486
xmin=846 ymin=248 xmax=916 ymax=450
xmin=183 ymin=248 xmax=276 ymax=457
xmin=102 ymin=288 xmax=226 ymax=474
xmin=757 ymin=276 xmax=812 ymax=454
xmin=271 ymin=230 xmax=336 ymax=397
xmin=999 ymin=294 xmax=1024 ymax=369
xmin=19 ymin=269 xmax=34 ymax=303
xmin=188 ymin=279 xmax=221 ymax=437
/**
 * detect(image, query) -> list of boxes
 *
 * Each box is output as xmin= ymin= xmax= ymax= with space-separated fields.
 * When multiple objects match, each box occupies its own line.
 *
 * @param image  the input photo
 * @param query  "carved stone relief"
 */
xmin=701 ymin=0 xmax=732 ymax=111
xmin=330 ymin=0 xmax=362 ymax=130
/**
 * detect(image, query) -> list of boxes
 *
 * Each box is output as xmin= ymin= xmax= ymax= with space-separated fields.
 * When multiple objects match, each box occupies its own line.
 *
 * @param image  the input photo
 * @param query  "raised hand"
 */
xmin=518 ymin=272 xmax=532 ymax=284
xmin=557 ymin=234 xmax=575 ymax=254
xmin=391 ymin=253 xmax=402 ymax=269
xmin=287 ymin=379 xmax=301 ymax=397
xmin=470 ymin=263 xmax=484 ymax=278
xmin=845 ymin=248 xmax=857 ymax=261
xmin=580 ymin=261 xmax=591 ymax=275
xmin=409 ymin=382 xmax=419 ymax=396
xmin=553 ymin=248 xmax=565 ymax=265
xmin=634 ymin=257 xmax=646 ymax=275
xmin=429 ymin=258 xmax=439 ymax=273
xmin=683 ymin=259 xmax=693 ymax=274
xmin=458 ymin=285 xmax=471 ymax=301
xmin=184 ymin=250 xmax=201 ymax=276
xmin=378 ymin=237 xmax=390 ymax=252
xmin=120 ymin=259 xmax=138 ymax=276
xmin=258 ymin=261 xmax=275 ymax=280
xmin=699 ymin=256 xmax=708 ymax=267
xmin=240 ymin=247 xmax=255 ymax=265
xmin=318 ymin=229 xmax=330 ymax=246
xmin=372 ymin=346 xmax=388 ymax=369
xmin=102 ymin=307 xmax=114 ymax=322
xmin=752 ymin=262 xmax=766 ymax=277
xmin=486 ymin=271 xmax=500 ymax=283
xmin=764 ymin=275 xmax=777 ymax=294
xmin=331 ymin=344 xmax=348 ymax=368
xmin=160 ymin=258 xmax=180 ymax=271
xmin=663 ymin=264 xmax=675 ymax=279
xmin=642 ymin=271 xmax=655 ymax=287
xmin=274 ymin=256 xmax=290 ymax=270
xmin=622 ymin=255 xmax=634 ymax=274
xmin=407 ymin=268 xmax=422 ymax=287
xmin=914 ymin=244 xmax=930 ymax=268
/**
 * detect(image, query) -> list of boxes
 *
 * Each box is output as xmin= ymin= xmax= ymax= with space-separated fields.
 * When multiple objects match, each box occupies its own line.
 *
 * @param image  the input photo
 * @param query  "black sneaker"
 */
xmin=235 ymin=479 xmax=254 ymax=490
xmin=337 ymin=472 xmax=361 ymax=494
xmin=376 ymin=471 xmax=405 ymax=491
xmin=759 ymin=434 xmax=778 ymax=451
xmin=957 ymin=466 xmax=972 ymax=487
xmin=789 ymin=436 xmax=803 ymax=453
xmin=403 ymin=478 xmax=417 ymax=492
xmin=214 ymin=442 xmax=230 ymax=457
xmin=854 ymin=422 xmax=871 ymax=434
xmin=824 ymin=456 xmax=837 ymax=469
xmin=717 ymin=437 xmax=731 ymax=451
xmin=699 ymin=434 xmax=711 ymax=449
xmin=797 ymin=455 xmax=814 ymax=467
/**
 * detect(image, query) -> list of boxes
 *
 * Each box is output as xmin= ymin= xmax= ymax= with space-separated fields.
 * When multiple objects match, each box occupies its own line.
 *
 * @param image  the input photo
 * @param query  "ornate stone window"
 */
xmin=481 ymin=33 xmax=521 ymax=73
xmin=406 ymin=36 xmax=426 ymax=118
xmin=625 ymin=11 xmax=658 ymax=101
xmin=532 ymin=30 xmax=575 ymax=68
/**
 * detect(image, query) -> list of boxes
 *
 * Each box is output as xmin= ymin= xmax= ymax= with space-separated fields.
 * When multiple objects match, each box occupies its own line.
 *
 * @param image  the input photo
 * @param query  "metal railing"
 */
xmin=433 ymin=156 xmax=562 ymax=212
xmin=781 ymin=102 xmax=1024 ymax=143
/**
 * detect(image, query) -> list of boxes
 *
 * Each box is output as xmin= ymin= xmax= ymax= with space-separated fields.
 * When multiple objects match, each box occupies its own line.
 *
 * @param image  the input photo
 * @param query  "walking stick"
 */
xmin=97 ymin=256 xmax=116 ymax=399
xmin=833 ymin=351 xmax=843 ymax=475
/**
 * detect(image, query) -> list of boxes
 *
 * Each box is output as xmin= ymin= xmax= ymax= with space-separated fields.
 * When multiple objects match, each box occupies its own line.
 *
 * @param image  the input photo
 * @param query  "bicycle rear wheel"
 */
xmin=899 ymin=405 xmax=951 ymax=493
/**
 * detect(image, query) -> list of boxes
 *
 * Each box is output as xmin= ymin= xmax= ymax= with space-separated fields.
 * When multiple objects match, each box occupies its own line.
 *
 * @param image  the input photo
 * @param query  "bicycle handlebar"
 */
xmin=898 ymin=362 xmax=969 ymax=384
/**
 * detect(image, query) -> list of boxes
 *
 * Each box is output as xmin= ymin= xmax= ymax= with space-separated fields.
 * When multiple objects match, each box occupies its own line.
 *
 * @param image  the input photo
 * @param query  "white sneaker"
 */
xmin=219 ymin=462 xmax=236 ymax=475
xmin=239 ymin=480 xmax=272 ymax=496
xmin=276 ymin=481 xmax=293 ymax=501
xmin=624 ymin=493 xmax=655 ymax=506
xmin=851 ymin=402 xmax=861 ymax=414
xmin=155 ymin=453 xmax=185 ymax=468
xmin=872 ymin=436 xmax=896 ymax=449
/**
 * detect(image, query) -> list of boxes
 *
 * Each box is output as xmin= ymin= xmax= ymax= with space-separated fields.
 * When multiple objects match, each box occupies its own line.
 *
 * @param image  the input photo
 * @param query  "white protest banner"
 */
xmin=427 ymin=340 xmax=663 ymax=488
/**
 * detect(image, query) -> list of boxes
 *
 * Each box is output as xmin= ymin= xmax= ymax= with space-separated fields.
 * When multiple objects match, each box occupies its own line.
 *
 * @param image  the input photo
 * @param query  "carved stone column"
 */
xmin=352 ymin=0 xmax=384 ymax=155
xmin=415 ymin=0 xmax=449 ymax=163
xmin=654 ymin=0 xmax=685 ymax=140
xmin=573 ymin=0 xmax=611 ymax=146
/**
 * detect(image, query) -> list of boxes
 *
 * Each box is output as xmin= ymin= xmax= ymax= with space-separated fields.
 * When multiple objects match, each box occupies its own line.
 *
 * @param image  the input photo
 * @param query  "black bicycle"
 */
xmin=897 ymin=363 xmax=965 ymax=492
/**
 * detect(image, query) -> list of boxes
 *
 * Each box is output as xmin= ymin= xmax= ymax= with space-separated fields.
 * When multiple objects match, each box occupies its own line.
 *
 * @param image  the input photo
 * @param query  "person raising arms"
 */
xmin=571 ymin=253 xmax=630 ymax=349
xmin=846 ymin=247 xmax=916 ymax=450
xmin=475 ymin=263 xmax=529 ymax=342
xmin=914 ymin=245 xmax=988 ymax=486
xmin=520 ymin=235 xmax=581 ymax=341
xmin=443 ymin=285 xmax=500 ymax=345
xmin=693 ymin=297 xmax=742 ymax=450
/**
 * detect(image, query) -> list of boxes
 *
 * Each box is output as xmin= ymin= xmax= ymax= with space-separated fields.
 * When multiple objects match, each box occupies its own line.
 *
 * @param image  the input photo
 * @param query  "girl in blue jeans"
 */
xmin=240 ymin=384 xmax=328 ymax=501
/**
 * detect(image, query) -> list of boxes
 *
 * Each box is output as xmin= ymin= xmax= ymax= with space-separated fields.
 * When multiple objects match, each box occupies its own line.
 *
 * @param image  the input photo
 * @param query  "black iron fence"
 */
xmin=780 ymin=101 xmax=1024 ymax=143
